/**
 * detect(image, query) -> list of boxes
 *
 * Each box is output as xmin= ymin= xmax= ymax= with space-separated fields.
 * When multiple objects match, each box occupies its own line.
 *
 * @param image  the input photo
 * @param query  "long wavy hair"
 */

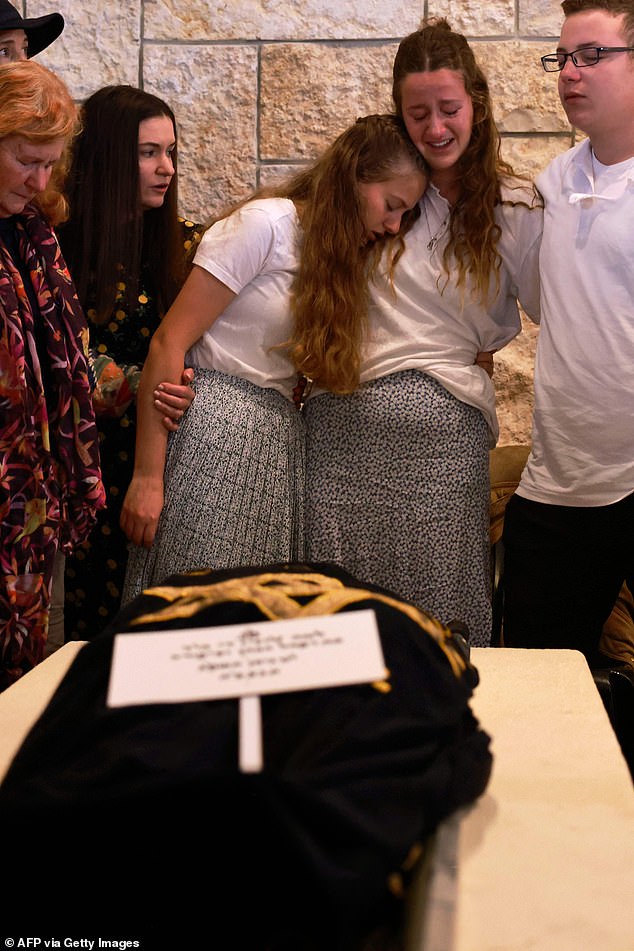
xmin=393 ymin=18 xmax=539 ymax=304
xmin=60 ymin=85 xmax=188 ymax=324
xmin=237 ymin=115 xmax=425 ymax=392
xmin=562 ymin=0 xmax=634 ymax=45
xmin=0 ymin=60 xmax=78 ymax=225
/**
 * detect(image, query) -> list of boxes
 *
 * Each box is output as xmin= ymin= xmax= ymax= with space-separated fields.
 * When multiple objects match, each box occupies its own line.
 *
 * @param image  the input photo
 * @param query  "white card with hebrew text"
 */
xmin=106 ymin=609 xmax=386 ymax=708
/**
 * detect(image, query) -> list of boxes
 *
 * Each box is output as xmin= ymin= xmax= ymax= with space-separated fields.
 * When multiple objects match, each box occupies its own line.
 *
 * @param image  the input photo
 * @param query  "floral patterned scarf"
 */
xmin=0 ymin=205 xmax=105 ymax=689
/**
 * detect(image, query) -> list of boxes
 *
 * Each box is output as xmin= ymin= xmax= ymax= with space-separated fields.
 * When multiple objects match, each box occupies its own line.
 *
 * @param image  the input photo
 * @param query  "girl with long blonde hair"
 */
xmin=120 ymin=113 xmax=426 ymax=596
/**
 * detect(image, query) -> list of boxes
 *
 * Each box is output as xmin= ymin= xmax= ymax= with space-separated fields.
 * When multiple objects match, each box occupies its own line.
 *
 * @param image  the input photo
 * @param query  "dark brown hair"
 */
xmin=393 ymin=18 xmax=538 ymax=304
xmin=60 ymin=85 xmax=188 ymax=323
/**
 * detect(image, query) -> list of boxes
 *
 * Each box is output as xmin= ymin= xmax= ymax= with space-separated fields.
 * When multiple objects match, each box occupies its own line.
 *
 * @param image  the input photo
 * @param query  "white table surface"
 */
xmin=408 ymin=647 xmax=634 ymax=951
xmin=0 ymin=640 xmax=86 ymax=781
xmin=2 ymin=643 xmax=633 ymax=950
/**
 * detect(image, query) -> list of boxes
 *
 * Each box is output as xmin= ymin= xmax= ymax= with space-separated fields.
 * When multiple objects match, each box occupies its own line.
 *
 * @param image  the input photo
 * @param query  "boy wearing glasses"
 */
xmin=502 ymin=0 xmax=634 ymax=663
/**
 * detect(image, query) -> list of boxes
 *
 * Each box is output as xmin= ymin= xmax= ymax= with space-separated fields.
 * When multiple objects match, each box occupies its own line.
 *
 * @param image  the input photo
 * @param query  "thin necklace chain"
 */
xmin=422 ymin=198 xmax=448 ymax=253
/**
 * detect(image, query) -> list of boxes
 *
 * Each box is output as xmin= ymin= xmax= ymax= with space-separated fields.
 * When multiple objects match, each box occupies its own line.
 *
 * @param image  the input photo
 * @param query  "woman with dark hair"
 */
xmin=119 ymin=114 xmax=427 ymax=597
xmin=0 ymin=60 xmax=104 ymax=689
xmin=60 ymin=84 xmax=200 ymax=641
xmin=304 ymin=19 xmax=543 ymax=647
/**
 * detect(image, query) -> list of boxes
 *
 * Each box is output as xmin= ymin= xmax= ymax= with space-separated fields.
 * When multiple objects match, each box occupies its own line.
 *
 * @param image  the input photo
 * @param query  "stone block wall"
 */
xmin=25 ymin=0 xmax=572 ymax=445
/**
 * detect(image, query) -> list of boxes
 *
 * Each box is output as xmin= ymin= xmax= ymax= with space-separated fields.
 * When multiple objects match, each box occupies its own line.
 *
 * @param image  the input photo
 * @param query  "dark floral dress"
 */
xmin=0 ymin=208 xmax=105 ymax=688
xmin=64 ymin=218 xmax=201 ymax=640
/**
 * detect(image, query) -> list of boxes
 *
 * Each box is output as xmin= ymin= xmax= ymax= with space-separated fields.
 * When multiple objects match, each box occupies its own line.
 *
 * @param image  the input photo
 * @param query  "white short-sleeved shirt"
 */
xmin=364 ymin=181 xmax=542 ymax=444
xmin=186 ymin=197 xmax=300 ymax=400
xmin=517 ymin=140 xmax=634 ymax=505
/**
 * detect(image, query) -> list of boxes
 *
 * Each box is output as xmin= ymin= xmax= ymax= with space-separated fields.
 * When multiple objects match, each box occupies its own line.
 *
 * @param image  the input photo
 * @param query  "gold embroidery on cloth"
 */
xmin=130 ymin=571 xmax=466 ymax=677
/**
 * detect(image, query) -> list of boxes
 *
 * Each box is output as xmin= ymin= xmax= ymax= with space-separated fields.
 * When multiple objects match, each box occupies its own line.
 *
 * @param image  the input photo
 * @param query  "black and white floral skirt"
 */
xmin=123 ymin=368 xmax=305 ymax=604
xmin=304 ymin=370 xmax=492 ymax=645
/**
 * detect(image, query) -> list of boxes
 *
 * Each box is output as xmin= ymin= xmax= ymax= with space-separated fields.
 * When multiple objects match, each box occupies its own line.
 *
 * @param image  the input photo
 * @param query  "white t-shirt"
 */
xmin=186 ymin=197 xmax=300 ymax=400
xmin=517 ymin=139 xmax=634 ymax=505
xmin=364 ymin=181 xmax=542 ymax=444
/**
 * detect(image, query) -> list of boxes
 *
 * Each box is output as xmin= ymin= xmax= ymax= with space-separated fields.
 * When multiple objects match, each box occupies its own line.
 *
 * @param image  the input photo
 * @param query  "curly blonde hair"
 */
xmin=286 ymin=115 xmax=426 ymax=391
xmin=393 ymin=18 xmax=540 ymax=305
xmin=211 ymin=114 xmax=427 ymax=393
xmin=0 ymin=60 xmax=78 ymax=225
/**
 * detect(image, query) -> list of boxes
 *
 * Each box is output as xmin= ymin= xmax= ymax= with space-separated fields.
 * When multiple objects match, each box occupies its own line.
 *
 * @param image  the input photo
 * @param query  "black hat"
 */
xmin=0 ymin=0 xmax=63 ymax=57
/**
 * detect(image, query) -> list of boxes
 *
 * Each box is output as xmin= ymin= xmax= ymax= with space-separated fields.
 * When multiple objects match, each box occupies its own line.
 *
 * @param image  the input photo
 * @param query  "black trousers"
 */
xmin=501 ymin=489 xmax=634 ymax=663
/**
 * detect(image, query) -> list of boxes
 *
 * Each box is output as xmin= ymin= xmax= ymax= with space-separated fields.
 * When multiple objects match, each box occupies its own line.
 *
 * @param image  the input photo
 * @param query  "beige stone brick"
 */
xmin=495 ymin=314 xmax=539 ymax=447
xmin=144 ymin=44 xmax=259 ymax=223
xmin=501 ymin=134 xmax=573 ymax=180
xmin=476 ymin=41 xmax=570 ymax=132
xmin=260 ymin=43 xmax=396 ymax=160
xmin=143 ymin=0 xmax=421 ymax=41
xmin=29 ymin=0 xmax=140 ymax=98
xmin=519 ymin=0 xmax=564 ymax=37
xmin=428 ymin=0 xmax=515 ymax=35
xmin=259 ymin=164 xmax=305 ymax=190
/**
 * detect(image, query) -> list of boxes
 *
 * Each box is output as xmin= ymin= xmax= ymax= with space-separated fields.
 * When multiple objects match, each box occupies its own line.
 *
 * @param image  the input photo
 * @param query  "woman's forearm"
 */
xmin=120 ymin=331 xmax=184 ymax=546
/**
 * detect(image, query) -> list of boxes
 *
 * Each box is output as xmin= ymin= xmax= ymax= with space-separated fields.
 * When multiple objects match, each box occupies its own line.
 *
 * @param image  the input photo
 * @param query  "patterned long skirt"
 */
xmin=304 ymin=370 xmax=492 ymax=646
xmin=123 ymin=369 xmax=305 ymax=604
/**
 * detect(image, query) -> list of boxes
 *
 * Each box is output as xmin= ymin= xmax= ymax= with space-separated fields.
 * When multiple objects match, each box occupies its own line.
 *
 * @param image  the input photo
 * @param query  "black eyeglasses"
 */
xmin=541 ymin=46 xmax=634 ymax=71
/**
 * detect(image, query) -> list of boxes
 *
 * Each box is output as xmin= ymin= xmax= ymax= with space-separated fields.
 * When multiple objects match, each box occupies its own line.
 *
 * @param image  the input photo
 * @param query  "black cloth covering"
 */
xmin=1 ymin=563 xmax=492 ymax=949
